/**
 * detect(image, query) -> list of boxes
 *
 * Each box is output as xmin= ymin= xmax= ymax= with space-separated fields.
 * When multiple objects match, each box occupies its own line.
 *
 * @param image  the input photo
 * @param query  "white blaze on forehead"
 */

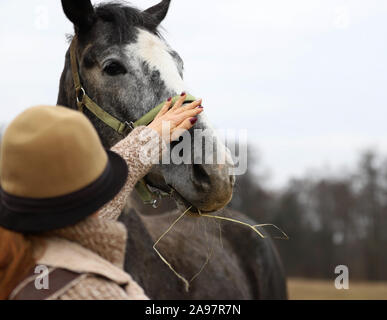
xmin=125 ymin=28 xmax=186 ymax=93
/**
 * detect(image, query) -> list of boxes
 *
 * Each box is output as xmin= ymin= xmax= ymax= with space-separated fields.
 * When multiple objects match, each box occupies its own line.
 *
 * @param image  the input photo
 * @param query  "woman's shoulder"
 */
xmin=9 ymin=267 xmax=131 ymax=300
xmin=33 ymin=236 xmax=149 ymax=300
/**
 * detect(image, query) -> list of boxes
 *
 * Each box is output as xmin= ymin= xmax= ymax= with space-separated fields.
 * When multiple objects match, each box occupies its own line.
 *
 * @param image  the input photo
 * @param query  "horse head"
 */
xmin=58 ymin=0 xmax=235 ymax=213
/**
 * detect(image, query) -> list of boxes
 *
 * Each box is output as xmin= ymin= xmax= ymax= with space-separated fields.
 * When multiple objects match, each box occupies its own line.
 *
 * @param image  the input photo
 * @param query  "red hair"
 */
xmin=0 ymin=228 xmax=39 ymax=300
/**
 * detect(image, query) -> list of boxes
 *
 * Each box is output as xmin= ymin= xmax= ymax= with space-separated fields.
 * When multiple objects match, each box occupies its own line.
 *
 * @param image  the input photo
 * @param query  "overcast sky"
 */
xmin=0 ymin=0 xmax=387 ymax=187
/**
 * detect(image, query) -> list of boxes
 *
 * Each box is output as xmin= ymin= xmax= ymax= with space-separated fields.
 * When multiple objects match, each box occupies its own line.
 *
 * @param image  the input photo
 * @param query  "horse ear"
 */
xmin=61 ymin=0 xmax=96 ymax=32
xmin=144 ymin=0 xmax=171 ymax=26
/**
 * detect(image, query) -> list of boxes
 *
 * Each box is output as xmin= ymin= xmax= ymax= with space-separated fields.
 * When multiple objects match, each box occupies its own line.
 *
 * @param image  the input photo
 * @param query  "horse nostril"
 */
xmin=192 ymin=164 xmax=211 ymax=190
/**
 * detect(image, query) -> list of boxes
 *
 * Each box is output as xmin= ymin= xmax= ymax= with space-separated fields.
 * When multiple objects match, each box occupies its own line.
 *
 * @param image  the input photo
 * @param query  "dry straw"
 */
xmin=153 ymin=206 xmax=289 ymax=292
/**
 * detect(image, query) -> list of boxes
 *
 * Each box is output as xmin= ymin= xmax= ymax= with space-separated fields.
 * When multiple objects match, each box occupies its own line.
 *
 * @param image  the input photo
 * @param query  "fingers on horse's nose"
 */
xmin=192 ymin=164 xmax=211 ymax=191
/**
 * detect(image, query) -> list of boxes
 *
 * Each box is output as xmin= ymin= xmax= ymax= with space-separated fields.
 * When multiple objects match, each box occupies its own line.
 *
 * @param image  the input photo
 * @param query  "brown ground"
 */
xmin=288 ymin=278 xmax=387 ymax=300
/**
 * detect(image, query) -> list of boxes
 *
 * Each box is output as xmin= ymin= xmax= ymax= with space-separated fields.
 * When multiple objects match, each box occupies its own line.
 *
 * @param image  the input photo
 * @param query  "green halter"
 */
xmin=70 ymin=37 xmax=196 ymax=208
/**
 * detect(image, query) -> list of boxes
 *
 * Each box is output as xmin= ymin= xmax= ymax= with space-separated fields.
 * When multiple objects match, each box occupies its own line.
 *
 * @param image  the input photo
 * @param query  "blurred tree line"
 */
xmin=230 ymin=146 xmax=387 ymax=281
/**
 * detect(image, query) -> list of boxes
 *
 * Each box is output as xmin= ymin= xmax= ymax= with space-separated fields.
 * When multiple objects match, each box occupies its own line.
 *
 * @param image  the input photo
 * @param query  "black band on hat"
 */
xmin=0 ymin=150 xmax=128 ymax=233
xmin=1 ymin=161 xmax=113 ymax=214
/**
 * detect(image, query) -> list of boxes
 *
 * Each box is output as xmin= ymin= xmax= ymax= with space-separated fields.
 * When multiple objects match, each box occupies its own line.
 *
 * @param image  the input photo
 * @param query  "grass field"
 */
xmin=288 ymin=278 xmax=387 ymax=300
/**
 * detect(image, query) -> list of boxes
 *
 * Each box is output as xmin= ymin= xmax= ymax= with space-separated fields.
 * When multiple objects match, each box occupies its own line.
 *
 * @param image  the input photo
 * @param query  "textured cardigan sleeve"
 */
xmin=97 ymin=126 xmax=166 ymax=221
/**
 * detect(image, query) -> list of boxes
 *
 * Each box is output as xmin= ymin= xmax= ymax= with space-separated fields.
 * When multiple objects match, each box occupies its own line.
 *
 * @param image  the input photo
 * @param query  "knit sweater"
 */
xmin=12 ymin=126 xmax=165 ymax=300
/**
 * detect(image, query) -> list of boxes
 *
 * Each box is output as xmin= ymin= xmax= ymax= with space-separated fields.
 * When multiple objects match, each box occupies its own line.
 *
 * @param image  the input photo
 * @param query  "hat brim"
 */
xmin=0 ymin=150 xmax=128 ymax=233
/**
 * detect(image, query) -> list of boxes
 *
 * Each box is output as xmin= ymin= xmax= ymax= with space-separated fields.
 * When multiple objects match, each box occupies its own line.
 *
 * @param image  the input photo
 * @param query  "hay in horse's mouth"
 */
xmin=169 ymin=186 xmax=201 ymax=216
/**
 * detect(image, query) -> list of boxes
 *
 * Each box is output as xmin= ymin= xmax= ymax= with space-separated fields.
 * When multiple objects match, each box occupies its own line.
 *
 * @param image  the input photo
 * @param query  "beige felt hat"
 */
xmin=0 ymin=106 xmax=128 ymax=233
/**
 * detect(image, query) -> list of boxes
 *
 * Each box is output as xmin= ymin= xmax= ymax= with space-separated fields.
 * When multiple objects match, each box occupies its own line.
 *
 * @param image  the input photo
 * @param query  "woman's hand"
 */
xmin=147 ymin=93 xmax=204 ymax=144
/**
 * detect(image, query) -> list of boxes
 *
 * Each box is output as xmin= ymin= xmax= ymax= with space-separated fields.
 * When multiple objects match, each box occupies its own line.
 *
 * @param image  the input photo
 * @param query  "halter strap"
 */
xmin=69 ymin=37 xmax=196 ymax=207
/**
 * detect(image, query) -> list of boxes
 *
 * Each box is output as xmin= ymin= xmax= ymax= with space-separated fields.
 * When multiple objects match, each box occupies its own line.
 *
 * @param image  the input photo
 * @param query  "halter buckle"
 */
xmin=76 ymin=87 xmax=85 ymax=104
xmin=122 ymin=121 xmax=135 ymax=136
xmin=76 ymin=87 xmax=86 ymax=111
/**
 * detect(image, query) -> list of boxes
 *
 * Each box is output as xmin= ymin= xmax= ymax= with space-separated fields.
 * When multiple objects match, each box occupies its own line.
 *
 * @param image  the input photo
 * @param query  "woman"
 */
xmin=0 ymin=94 xmax=203 ymax=300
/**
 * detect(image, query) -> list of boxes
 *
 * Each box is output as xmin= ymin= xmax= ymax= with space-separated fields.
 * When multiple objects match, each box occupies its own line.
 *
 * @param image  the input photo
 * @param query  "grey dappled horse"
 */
xmin=57 ymin=0 xmax=287 ymax=299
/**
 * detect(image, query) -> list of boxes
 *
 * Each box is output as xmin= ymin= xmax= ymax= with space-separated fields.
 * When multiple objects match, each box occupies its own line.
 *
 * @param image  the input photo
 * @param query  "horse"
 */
xmin=57 ymin=0 xmax=287 ymax=299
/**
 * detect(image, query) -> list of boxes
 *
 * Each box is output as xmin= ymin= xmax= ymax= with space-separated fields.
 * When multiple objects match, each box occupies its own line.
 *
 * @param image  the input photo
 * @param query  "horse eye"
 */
xmin=103 ymin=62 xmax=127 ymax=76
